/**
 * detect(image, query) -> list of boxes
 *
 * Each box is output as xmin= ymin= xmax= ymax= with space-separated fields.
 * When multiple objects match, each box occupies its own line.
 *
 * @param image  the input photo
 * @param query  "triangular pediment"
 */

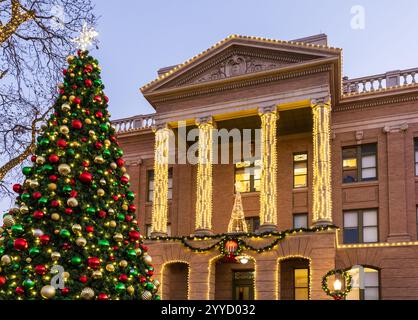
xmin=141 ymin=35 xmax=341 ymax=93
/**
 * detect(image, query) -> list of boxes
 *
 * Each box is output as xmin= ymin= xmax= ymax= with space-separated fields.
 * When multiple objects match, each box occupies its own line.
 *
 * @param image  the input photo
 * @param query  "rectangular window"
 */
xmin=342 ymin=144 xmax=377 ymax=183
xmin=294 ymin=269 xmax=309 ymax=300
xmin=343 ymin=209 xmax=378 ymax=244
xmin=245 ymin=217 xmax=260 ymax=233
xmin=293 ymin=153 xmax=308 ymax=188
xmin=293 ymin=214 xmax=308 ymax=229
xmin=235 ymin=160 xmax=261 ymax=193
xmin=415 ymin=139 xmax=418 ymax=176
xmin=416 ymin=206 xmax=418 ymax=239
xmin=147 ymin=168 xmax=173 ymax=202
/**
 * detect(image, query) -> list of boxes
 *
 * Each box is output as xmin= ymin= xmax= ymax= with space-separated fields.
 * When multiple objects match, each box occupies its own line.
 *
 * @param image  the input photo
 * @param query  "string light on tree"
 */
xmin=71 ymin=22 xmax=99 ymax=51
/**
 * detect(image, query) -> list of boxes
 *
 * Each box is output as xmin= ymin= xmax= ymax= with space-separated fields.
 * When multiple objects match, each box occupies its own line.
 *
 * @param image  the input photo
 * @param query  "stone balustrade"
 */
xmin=112 ymin=114 xmax=155 ymax=133
xmin=343 ymin=67 xmax=418 ymax=94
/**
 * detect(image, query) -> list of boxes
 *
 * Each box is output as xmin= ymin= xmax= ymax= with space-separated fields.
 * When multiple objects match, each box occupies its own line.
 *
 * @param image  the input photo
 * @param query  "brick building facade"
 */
xmin=114 ymin=34 xmax=418 ymax=300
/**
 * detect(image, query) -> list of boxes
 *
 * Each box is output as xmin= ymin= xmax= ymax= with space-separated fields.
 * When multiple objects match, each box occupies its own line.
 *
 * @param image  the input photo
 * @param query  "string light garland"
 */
xmin=160 ymin=260 xmax=190 ymax=300
xmin=321 ymin=269 xmax=352 ymax=300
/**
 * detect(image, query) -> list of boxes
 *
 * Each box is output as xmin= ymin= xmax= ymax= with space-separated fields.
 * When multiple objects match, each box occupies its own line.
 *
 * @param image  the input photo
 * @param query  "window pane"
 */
xmin=363 ymin=210 xmax=377 ymax=226
xmin=149 ymin=181 xmax=154 ymax=191
xmin=294 ymin=269 xmax=308 ymax=287
xmin=415 ymin=150 xmax=418 ymax=162
xmin=363 ymin=226 xmax=378 ymax=243
xmin=294 ymin=162 xmax=307 ymax=175
xmin=236 ymin=180 xmax=250 ymax=193
xmin=167 ymin=189 xmax=172 ymax=200
xmin=253 ymin=167 xmax=261 ymax=180
xmin=343 ymin=158 xmax=357 ymax=169
xmin=295 ymin=288 xmax=309 ymax=300
xmin=168 ymin=178 xmax=173 ymax=188
xmin=253 ymin=179 xmax=261 ymax=192
xmin=343 ymin=170 xmax=358 ymax=183
xmin=343 ymin=228 xmax=359 ymax=244
xmin=364 ymin=269 xmax=379 ymax=286
xmin=343 ymin=147 xmax=357 ymax=159
xmin=344 ymin=212 xmax=358 ymax=227
xmin=362 ymin=155 xmax=376 ymax=168
xmin=362 ymin=168 xmax=376 ymax=179
xmin=361 ymin=143 xmax=376 ymax=154
xmin=294 ymin=214 xmax=308 ymax=229
xmin=294 ymin=153 xmax=307 ymax=162
xmin=364 ymin=287 xmax=379 ymax=300
xmin=294 ymin=175 xmax=307 ymax=188
xmin=148 ymin=191 xmax=154 ymax=202
xmin=416 ymin=163 xmax=418 ymax=176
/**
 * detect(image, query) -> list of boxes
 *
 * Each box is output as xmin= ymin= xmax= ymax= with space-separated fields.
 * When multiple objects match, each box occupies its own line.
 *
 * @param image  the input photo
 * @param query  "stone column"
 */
xmin=151 ymin=124 xmax=170 ymax=237
xmin=195 ymin=116 xmax=215 ymax=235
xmin=384 ymin=123 xmax=411 ymax=242
xmin=311 ymin=97 xmax=333 ymax=226
xmin=258 ymin=106 xmax=278 ymax=232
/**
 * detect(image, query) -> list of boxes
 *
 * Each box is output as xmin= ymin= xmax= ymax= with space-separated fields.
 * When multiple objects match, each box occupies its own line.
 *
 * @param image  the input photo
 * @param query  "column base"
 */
xmin=387 ymin=233 xmax=411 ymax=243
xmin=258 ymin=224 xmax=278 ymax=233
xmin=193 ymin=228 xmax=214 ymax=236
xmin=150 ymin=232 xmax=168 ymax=238
xmin=312 ymin=219 xmax=333 ymax=227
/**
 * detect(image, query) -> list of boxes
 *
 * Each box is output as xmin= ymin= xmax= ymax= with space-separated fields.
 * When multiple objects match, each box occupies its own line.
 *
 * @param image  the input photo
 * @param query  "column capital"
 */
xmin=152 ymin=122 xmax=170 ymax=133
xmin=125 ymin=158 xmax=142 ymax=167
xmin=258 ymin=105 xmax=277 ymax=115
xmin=383 ymin=122 xmax=408 ymax=134
xmin=196 ymin=116 xmax=215 ymax=126
xmin=311 ymin=96 xmax=331 ymax=108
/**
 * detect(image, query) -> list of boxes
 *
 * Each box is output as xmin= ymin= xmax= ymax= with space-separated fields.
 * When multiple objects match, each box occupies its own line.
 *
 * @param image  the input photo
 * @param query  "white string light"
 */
xmin=71 ymin=22 xmax=99 ymax=51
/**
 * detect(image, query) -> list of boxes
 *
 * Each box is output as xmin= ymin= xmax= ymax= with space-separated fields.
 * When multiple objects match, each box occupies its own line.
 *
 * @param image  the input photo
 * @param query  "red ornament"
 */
xmin=141 ymin=244 xmax=148 ymax=252
xmin=70 ymin=179 xmax=76 ymax=185
xmin=16 ymin=287 xmax=25 ymax=295
xmin=82 ymin=161 xmax=89 ymax=167
xmin=84 ymin=64 xmax=93 ymax=73
xmin=63 ymin=69 xmax=67 ymax=75
xmin=72 ymin=120 xmax=83 ymax=129
xmin=125 ymin=215 xmax=133 ymax=222
xmin=40 ymin=235 xmax=50 ymax=245
xmin=73 ymin=97 xmax=81 ymax=105
xmin=57 ymin=139 xmax=67 ymax=149
xmin=72 ymin=85 xmax=78 ymax=90
xmin=50 ymin=200 xmax=60 ymax=207
xmin=94 ymin=95 xmax=102 ymax=103
xmin=61 ymin=287 xmax=70 ymax=295
xmin=14 ymin=238 xmax=28 ymax=251
xmin=139 ymin=276 xmax=146 ymax=283
xmin=81 ymin=137 xmax=88 ymax=143
xmin=84 ymin=79 xmax=93 ymax=87
xmin=70 ymin=190 xmax=78 ymax=198
xmin=109 ymin=136 xmax=116 ymax=142
xmin=119 ymin=274 xmax=128 ymax=283
xmin=13 ymin=184 xmax=23 ymax=193
xmin=79 ymin=172 xmax=93 ymax=184
xmin=98 ymin=293 xmax=108 ymax=300
xmin=104 ymin=96 xmax=109 ymax=102
xmin=65 ymin=208 xmax=73 ymax=215
xmin=35 ymin=265 xmax=47 ymax=275
xmin=49 ymin=175 xmax=58 ymax=182
xmin=95 ymin=142 xmax=103 ymax=149
xmin=86 ymin=226 xmax=94 ymax=233
xmin=87 ymin=257 xmax=100 ymax=269
xmin=128 ymin=205 xmax=136 ymax=213
xmin=79 ymin=275 xmax=88 ymax=283
xmin=62 ymin=243 xmax=71 ymax=250
xmin=95 ymin=111 xmax=103 ymax=118
xmin=112 ymin=195 xmax=119 ymax=201
xmin=120 ymin=176 xmax=129 ymax=185
xmin=48 ymin=154 xmax=59 ymax=163
xmin=59 ymin=89 xmax=65 ymax=95
xmin=116 ymin=158 xmax=125 ymax=167
xmin=33 ymin=211 xmax=44 ymax=219
xmin=32 ymin=191 xmax=42 ymax=199
xmin=0 ymin=276 xmax=7 ymax=287
xmin=129 ymin=230 xmax=140 ymax=241
xmin=31 ymin=155 xmax=37 ymax=162
xmin=147 ymin=269 xmax=154 ymax=276
xmin=98 ymin=210 xmax=106 ymax=218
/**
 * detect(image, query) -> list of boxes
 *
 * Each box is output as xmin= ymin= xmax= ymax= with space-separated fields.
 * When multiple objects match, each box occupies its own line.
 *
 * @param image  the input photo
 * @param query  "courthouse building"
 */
xmin=113 ymin=34 xmax=418 ymax=300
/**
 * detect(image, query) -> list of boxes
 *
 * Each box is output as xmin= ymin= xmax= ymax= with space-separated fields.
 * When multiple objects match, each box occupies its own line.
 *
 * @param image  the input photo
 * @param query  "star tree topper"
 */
xmin=72 ymin=22 xmax=99 ymax=51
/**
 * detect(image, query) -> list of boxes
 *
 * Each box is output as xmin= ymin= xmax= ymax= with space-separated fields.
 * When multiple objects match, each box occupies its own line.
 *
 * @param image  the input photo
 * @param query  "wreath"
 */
xmin=322 ymin=269 xmax=352 ymax=299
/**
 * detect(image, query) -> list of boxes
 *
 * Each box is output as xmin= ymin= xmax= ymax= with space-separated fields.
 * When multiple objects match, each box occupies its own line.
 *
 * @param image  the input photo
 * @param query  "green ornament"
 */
xmin=63 ymin=186 xmax=72 ymax=193
xmin=23 ymin=216 xmax=32 ymax=224
xmin=23 ymin=279 xmax=35 ymax=289
xmin=98 ymin=239 xmax=110 ymax=247
xmin=126 ymin=249 xmax=136 ymax=260
xmin=154 ymin=295 xmax=161 ymax=300
xmin=129 ymin=269 xmax=138 ymax=276
xmin=100 ymin=123 xmax=109 ymax=132
xmin=102 ymin=149 xmax=111 ymax=158
xmin=21 ymin=193 xmax=30 ymax=201
xmin=39 ymin=138 xmax=50 ymax=147
xmin=71 ymin=256 xmax=82 ymax=265
xmin=86 ymin=207 xmax=96 ymax=215
xmin=42 ymin=164 xmax=53 ymax=172
xmin=91 ymin=183 xmax=97 ymax=189
xmin=145 ymin=282 xmax=154 ymax=291
xmin=38 ymin=197 xmax=48 ymax=206
xmin=22 ymin=167 xmax=32 ymax=176
xmin=60 ymin=229 xmax=71 ymax=238
xmin=11 ymin=262 xmax=20 ymax=271
xmin=71 ymin=112 xmax=78 ymax=118
xmin=115 ymin=283 xmax=126 ymax=293
xmin=76 ymin=76 xmax=83 ymax=82
xmin=22 ymin=268 xmax=30 ymax=275
xmin=11 ymin=224 xmax=24 ymax=235
xmin=126 ymin=191 xmax=135 ymax=200
xmin=97 ymin=170 xmax=103 ymax=175
xmin=0 ymin=248 xmax=4 ymax=255
xmin=94 ymin=79 xmax=102 ymax=85
xmin=117 ymin=149 xmax=124 ymax=157
xmin=117 ymin=213 xmax=125 ymax=221
xmin=67 ymin=149 xmax=75 ymax=156
xmin=29 ymin=247 xmax=40 ymax=256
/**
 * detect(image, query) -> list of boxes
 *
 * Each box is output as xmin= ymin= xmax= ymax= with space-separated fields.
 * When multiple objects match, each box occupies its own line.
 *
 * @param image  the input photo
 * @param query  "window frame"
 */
xmin=245 ymin=216 xmax=260 ymax=233
xmin=346 ymin=265 xmax=380 ymax=300
xmin=293 ymin=152 xmax=308 ymax=189
xmin=147 ymin=167 xmax=173 ymax=202
xmin=342 ymin=143 xmax=378 ymax=184
xmin=293 ymin=213 xmax=308 ymax=229
xmin=343 ymin=209 xmax=379 ymax=244
xmin=414 ymin=138 xmax=418 ymax=176
xmin=293 ymin=268 xmax=309 ymax=300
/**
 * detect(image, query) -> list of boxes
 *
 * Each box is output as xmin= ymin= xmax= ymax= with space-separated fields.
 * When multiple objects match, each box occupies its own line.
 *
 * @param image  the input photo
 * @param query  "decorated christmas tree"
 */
xmin=0 ymin=45 xmax=160 ymax=300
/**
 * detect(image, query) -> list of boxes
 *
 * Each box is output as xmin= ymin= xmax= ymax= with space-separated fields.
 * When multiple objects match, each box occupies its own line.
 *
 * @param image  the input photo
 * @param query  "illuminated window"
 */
xmin=342 ymin=144 xmax=377 ymax=183
xmin=294 ymin=269 xmax=309 ymax=300
xmin=245 ymin=217 xmax=260 ymax=233
xmin=293 ymin=214 xmax=308 ymax=229
xmin=293 ymin=153 xmax=308 ymax=188
xmin=346 ymin=266 xmax=380 ymax=300
xmin=235 ymin=161 xmax=261 ymax=193
xmin=343 ymin=209 xmax=378 ymax=244
xmin=147 ymin=168 xmax=173 ymax=202
xmin=415 ymin=139 xmax=418 ymax=176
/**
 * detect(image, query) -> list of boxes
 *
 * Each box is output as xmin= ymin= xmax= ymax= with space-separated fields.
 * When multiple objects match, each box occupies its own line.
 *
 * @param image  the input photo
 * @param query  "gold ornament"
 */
xmin=121 ymin=167 xmax=127 ymax=173
xmin=72 ymin=224 xmax=82 ymax=233
xmin=62 ymin=118 xmax=68 ymax=124
xmin=60 ymin=125 xmax=70 ymax=134
xmin=106 ymin=264 xmax=115 ymax=272
xmin=1 ymin=255 xmax=12 ymax=265
xmin=76 ymin=237 xmax=87 ymax=247
xmin=135 ymin=248 xmax=142 ymax=255
xmin=51 ymin=213 xmax=60 ymax=221
xmin=51 ymin=252 xmax=61 ymax=261
xmin=20 ymin=206 xmax=29 ymax=214
xmin=80 ymin=287 xmax=95 ymax=300
xmin=121 ymin=204 xmax=128 ymax=211
xmin=92 ymin=271 xmax=103 ymax=279
xmin=104 ymin=140 xmax=111 ymax=147
xmin=94 ymin=155 xmax=105 ymax=164
xmin=99 ymin=178 xmax=106 ymax=186
xmin=97 ymin=189 xmax=105 ymax=197
xmin=85 ymin=118 xmax=92 ymax=125
xmin=48 ymin=183 xmax=57 ymax=191
xmin=41 ymin=285 xmax=56 ymax=299
xmin=69 ymin=95 xmax=75 ymax=102
xmin=36 ymin=156 xmax=46 ymax=165
xmin=141 ymin=291 xmax=152 ymax=300
xmin=143 ymin=254 xmax=152 ymax=265
xmin=58 ymin=164 xmax=71 ymax=176
xmin=26 ymin=258 xmax=32 ymax=263
xmin=67 ymin=197 xmax=78 ymax=207
xmin=61 ymin=103 xmax=71 ymax=112
xmin=127 ymin=286 xmax=135 ymax=295
xmin=3 ymin=215 xmax=15 ymax=227
xmin=108 ymin=208 xmax=115 ymax=215
xmin=63 ymin=272 xmax=70 ymax=280
xmin=29 ymin=180 xmax=39 ymax=188
xmin=119 ymin=260 xmax=128 ymax=268
xmin=113 ymin=233 xmax=123 ymax=242
xmin=110 ymin=162 xmax=117 ymax=170
xmin=88 ymin=130 xmax=95 ymax=136
xmin=109 ymin=221 xmax=117 ymax=228
xmin=153 ymin=279 xmax=160 ymax=288
xmin=66 ymin=55 xmax=75 ymax=63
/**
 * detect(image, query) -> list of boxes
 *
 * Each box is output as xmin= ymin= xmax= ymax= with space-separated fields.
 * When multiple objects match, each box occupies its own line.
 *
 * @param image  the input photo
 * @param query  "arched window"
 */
xmin=346 ymin=265 xmax=380 ymax=300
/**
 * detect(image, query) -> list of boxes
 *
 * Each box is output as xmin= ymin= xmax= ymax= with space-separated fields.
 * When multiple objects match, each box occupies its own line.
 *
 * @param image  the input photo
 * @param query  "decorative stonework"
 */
xmin=383 ymin=122 xmax=409 ymax=133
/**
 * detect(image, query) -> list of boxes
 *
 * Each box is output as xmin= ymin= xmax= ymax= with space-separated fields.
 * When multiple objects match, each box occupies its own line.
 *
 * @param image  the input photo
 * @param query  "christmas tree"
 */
xmin=0 ymin=49 xmax=160 ymax=300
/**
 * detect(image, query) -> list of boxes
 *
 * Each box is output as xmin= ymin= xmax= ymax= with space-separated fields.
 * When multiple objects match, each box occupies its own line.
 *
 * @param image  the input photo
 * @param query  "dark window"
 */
xmin=293 ymin=153 xmax=308 ymax=188
xmin=343 ymin=209 xmax=378 ymax=244
xmin=245 ymin=217 xmax=260 ymax=233
xmin=342 ymin=144 xmax=377 ymax=183
xmin=293 ymin=214 xmax=308 ymax=229
xmin=147 ymin=168 xmax=173 ymax=202
xmin=415 ymin=139 xmax=418 ymax=176
xmin=233 ymin=271 xmax=255 ymax=300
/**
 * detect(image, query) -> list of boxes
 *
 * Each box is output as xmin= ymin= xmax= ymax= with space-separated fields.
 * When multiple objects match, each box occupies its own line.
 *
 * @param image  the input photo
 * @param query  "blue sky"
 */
xmin=93 ymin=0 xmax=418 ymax=120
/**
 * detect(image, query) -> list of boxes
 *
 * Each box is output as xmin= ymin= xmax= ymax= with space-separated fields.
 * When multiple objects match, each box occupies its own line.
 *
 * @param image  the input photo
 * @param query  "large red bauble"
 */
xmin=32 ymin=191 xmax=42 ymax=199
xmin=50 ymin=200 xmax=60 ymax=207
xmin=0 ymin=276 xmax=6 ymax=287
xmin=79 ymin=172 xmax=93 ymax=184
xmin=16 ymin=287 xmax=25 ymax=295
xmin=95 ymin=111 xmax=103 ymax=118
xmin=72 ymin=120 xmax=83 ymax=129
xmin=84 ymin=64 xmax=93 ymax=73
xmin=98 ymin=210 xmax=106 ymax=218
xmin=118 ymin=274 xmax=128 ymax=283
xmin=57 ymin=139 xmax=67 ymax=149
xmin=112 ymin=195 xmax=119 ymax=201
xmin=120 ymin=176 xmax=129 ymax=184
xmin=31 ymin=155 xmax=37 ymax=162
xmin=84 ymin=79 xmax=92 ymax=87
xmin=13 ymin=184 xmax=22 ymax=193
xmin=104 ymin=96 xmax=109 ymax=103
xmin=79 ymin=276 xmax=88 ymax=283
xmin=33 ymin=211 xmax=44 ymax=219
xmin=139 ymin=276 xmax=146 ymax=283
xmin=116 ymin=158 xmax=125 ymax=167
xmin=65 ymin=208 xmax=73 ymax=215
xmin=94 ymin=95 xmax=102 ymax=102
xmin=35 ymin=265 xmax=47 ymax=275
xmin=129 ymin=230 xmax=140 ymax=241
xmin=49 ymin=175 xmax=58 ymax=182
xmin=87 ymin=257 xmax=100 ymax=269
xmin=48 ymin=154 xmax=59 ymax=163
xmin=125 ymin=215 xmax=133 ymax=222
xmin=40 ymin=235 xmax=50 ymax=245
xmin=61 ymin=287 xmax=70 ymax=295
xmin=73 ymin=97 xmax=81 ymax=105
xmin=70 ymin=190 xmax=78 ymax=198
xmin=95 ymin=142 xmax=103 ymax=149
xmin=128 ymin=205 xmax=136 ymax=213
xmin=147 ymin=269 xmax=154 ymax=276
xmin=98 ymin=293 xmax=108 ymax=300
xmin=14 ymin=238 xmax=28 ymax=251
xmin=86 ymin=226 xmax=94 ymax=233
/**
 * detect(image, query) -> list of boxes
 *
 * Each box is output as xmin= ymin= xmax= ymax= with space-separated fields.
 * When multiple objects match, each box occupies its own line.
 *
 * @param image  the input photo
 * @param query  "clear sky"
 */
xmin=93 ymin=0 xmax=418 ymax=120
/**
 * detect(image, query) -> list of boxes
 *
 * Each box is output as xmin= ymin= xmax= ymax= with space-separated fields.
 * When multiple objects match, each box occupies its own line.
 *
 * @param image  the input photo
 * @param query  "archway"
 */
xmin=162 ymin=262 xmax=190 ymax=300
xmin=278 ymin=257 xmax=311 ymax=300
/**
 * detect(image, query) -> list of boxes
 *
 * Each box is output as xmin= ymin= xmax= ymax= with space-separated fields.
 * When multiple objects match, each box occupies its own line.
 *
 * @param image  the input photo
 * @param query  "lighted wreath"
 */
xmin=322 ymin=269 xmax=352 ymax=300
xmin=218 ymin=238 xmax=243 ymax=260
